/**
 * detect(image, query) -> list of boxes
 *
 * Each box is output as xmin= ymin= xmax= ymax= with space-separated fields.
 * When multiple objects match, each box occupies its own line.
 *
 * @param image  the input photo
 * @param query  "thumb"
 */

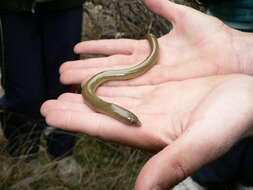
xmin=134 ymin=121 xmax=247 ymax=190
xmin=134 ymin=78 xmax=253 ymax=190
xmin=144 ymin=0 xmax=208 ymax=31
xmin=144 ymin=0 xmax=192 ymax=25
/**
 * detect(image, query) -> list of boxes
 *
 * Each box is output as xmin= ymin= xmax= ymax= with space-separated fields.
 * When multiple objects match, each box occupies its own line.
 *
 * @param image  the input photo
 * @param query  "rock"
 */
xmin=82 ymin=0 xmax=204 ymax=40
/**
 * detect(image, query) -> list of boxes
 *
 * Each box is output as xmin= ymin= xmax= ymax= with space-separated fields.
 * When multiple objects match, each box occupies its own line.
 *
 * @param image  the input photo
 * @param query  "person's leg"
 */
xmin=184 ymin=25 xmax=253 ymax=190
xmin=0 ymin=13 xmax=46 ymax=156
xmin=40 ymin=7 xmax=83 ymax=158
xmin=189 ymin=139 xmax=248 ymax=189
xmin=173 ymin=140 xmax=248 ymax=190
xmin=237 ymin=138 xmax=253 ymax=187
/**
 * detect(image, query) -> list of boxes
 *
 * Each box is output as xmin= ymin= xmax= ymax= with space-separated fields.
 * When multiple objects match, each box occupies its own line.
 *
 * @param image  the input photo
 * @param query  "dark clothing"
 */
xmin=0 ymin=0 xmax=85 ymax=13
xmin=0 ymin=7 xmax=83 ymax=158
xmin=205 ymin=0 xmax=253 ymax=30
xmin=192 ymin=138 xmax=253 ymax=186
xmin=192 ymin=0 xmax=253 ymax=186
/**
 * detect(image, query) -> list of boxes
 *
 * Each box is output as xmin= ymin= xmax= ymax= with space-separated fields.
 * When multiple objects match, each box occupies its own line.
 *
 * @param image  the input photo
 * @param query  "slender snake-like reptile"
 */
xmin=81 ymin=33 xmax=159 ymax=126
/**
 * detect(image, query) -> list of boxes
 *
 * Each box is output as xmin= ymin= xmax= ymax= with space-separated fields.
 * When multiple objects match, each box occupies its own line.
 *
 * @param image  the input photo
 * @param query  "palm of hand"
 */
xmin=43 ymin=1 xmax=253 ymax=189
xmin=59 ymin=2 xmax=239 ymax=86
xmin=42 ymin=74 xmax=253 ymax=152
xmin=41 ymin=74 xmax=253 ymax=189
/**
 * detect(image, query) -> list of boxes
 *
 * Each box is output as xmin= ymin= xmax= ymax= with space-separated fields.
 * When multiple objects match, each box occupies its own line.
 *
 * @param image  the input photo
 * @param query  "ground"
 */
xmin=0 ymin=38 xmax=150 ymax=189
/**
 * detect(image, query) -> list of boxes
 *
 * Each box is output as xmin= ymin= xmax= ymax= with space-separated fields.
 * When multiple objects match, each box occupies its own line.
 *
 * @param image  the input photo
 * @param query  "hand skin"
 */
xmin=41 ymin=74 xmax=253 ymax=190
xmin=59 ymin=0 xmax=253 ymax=87
xmin=41 ymin=0 xmax=253 ymax=189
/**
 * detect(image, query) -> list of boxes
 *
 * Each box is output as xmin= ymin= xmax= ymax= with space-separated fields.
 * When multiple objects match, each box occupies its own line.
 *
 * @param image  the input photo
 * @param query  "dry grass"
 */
xmin=0 ymin=131 xmax=152 ymax=190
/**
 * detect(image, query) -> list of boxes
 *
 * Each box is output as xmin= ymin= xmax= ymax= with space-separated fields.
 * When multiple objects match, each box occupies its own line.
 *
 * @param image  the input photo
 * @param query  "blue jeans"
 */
xmin=0 ymin=7 xmax=83 ymax=158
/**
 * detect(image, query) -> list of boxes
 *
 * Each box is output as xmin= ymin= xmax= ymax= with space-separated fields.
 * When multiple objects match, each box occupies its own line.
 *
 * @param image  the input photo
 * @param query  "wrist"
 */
xmin=231 ymin=29 xmax=253 ymax=75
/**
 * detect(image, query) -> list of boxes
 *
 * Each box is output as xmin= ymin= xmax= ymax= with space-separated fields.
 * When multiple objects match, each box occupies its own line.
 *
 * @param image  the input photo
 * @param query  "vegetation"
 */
xmin=0 ymin=132 xmax=151 ymax=190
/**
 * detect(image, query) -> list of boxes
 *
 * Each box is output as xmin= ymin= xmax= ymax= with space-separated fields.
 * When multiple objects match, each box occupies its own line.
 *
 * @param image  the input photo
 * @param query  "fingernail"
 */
xmin=152 ymin=185 xmax=162 ymax=190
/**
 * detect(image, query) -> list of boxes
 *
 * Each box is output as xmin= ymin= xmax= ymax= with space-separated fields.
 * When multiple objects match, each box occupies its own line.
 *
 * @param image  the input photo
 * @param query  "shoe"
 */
xmin=1 ymin=111 xmax=44 ymax=157
xmin=238 ymin=185 xmax=253 ymax=190
xmin=173 ymin=177 xmax=206 ymax=190
xmin=43 ymin=126 xmax=56 ymax=137
xmin=56 ymin=156 xmax=82 ymax=187
xmin=173 ymin=177 xmax=239 ymax=190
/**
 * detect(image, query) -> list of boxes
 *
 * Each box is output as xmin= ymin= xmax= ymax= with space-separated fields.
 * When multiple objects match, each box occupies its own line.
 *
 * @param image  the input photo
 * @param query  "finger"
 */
xmin=60 ymin=55 xmax=133 ymax=74
xmin=57 ymin=93 xmax=84 ymax=104
xmin=60 ymin=60 xmax=157 ymax=86
xmin=145 ymin=0 xmax=215 ymax=36
xmin=42 ymin=99 xmax=140 ymax=118
xmin=41 ymin=105 xmax=148 ymax=146
xmin=60 ymin=60 xmax=216 ymax=86
xmin=105 ymin=59 xmax=220 ymax=87
xmin=57 ymin=86 xmax=145 ymax=102
xmin=97 ymin=62 xmax=203 ymax=87
xmin=144 ymin=0 xmax=207 ymax=26
xmin=43 ymin=108 xmax=128 ymax=136
xmin=60 ymin=64 xmax=128 ymax=84
xmin=41 ymin=99 xmax=91 ymax=114
xmin=42 ymin=101 xmax=165 ymax=150
xmin=96 ymin=85 xmax=154 ymax=98
xmin=98 ymin=65 xmax=167 ymax=87
xmin=135 ymin=123 xmax=240 ymax=190
xmin=60 ymin=63 xmax=164 ymax=86
xmin=63 ymin=94 xmax=140 ymax=109
xmin=144 ymin=0 xmax=189 ymax=25
xmin=74 ymin=39 xmax=137 ymax=55
xmin=134 ymin=79 xmax=253 ymax=190
xmin=42 ymin=93 xmax=140 ymax=115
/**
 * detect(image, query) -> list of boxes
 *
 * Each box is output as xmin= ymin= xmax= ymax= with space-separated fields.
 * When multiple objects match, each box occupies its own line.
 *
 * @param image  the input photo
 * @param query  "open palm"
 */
xmin=42 ymin=1 xmax=253 ymax=189
xmin=60 ymin=0 xmax=241 ymax=86
xmin=41 ymin=74 xmax=253 ymax=190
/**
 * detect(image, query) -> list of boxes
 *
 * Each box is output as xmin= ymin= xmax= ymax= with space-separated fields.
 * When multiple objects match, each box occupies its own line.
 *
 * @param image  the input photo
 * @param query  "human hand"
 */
xmin=41 ymin=74 xmax=253 ymax=190
xmin=59 ymin=0 xmax=252 ymax=86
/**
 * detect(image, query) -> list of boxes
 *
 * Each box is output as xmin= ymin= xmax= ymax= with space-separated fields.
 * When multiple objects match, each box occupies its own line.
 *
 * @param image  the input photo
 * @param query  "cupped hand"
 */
xmin=60 ymin=0 xmax=242 ymax=86
xmin=41 ymin=74 xmax=253 ymax=190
